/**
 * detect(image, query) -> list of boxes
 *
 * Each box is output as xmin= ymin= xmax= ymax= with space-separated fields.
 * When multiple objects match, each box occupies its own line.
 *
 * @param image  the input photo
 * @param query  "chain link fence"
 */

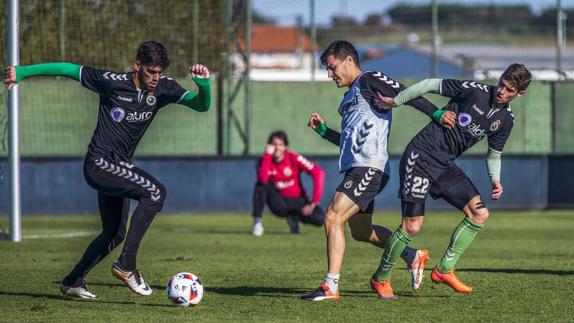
xmin=1 ymin=0 xmax=572 ymax=157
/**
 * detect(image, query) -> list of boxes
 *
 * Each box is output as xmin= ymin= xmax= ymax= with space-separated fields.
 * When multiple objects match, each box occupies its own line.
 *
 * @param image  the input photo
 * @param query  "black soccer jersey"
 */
xmin=407 ymin=79 xmax=515 ymax=167
xmin=80 ymin=66 xmax=188 ymax=162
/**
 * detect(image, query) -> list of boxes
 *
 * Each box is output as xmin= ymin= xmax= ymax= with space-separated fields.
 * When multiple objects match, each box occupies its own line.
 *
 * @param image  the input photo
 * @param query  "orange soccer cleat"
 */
xmin=430 ymin=267 xmax=473 ymax=293
xmin=408 ymin=249 xmax=430 ymax=290
xmin=370 ymin=277 xmax=397 ymax=300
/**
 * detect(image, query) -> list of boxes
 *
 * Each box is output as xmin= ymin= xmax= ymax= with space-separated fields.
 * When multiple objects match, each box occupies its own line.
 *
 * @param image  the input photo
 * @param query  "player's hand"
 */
xmin=308 ymin=112 xmax=324 ymax=129
xmin=491 ymin=180 xmax=503 ymax=200
xmin=374 ymin=92 xmax=397 ymax=110
xmin=301 ymin=203 xmax=316 ymax=216
xmin=441 ymin=111 xmax=456 ymax=129
xmin=190 ymin=64 xmax=210 ymax=79
xmin=265 ymin=144 xmax=275 ymax=154
xmin=4 ymin=66 xmax=16 ymax=87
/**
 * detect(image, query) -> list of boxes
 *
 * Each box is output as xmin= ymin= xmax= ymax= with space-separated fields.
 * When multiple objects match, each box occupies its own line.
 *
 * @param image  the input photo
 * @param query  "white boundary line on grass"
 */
xmin=23 ymin=230 xmax=99 ymax=239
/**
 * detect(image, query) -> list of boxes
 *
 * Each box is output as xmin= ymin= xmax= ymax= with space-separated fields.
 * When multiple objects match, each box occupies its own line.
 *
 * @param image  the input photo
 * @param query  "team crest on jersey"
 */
xmin=490 ymin=120 xmax=501 ymax=131
xmin=344 ymin=180 xmax=353 ymax=189
xmin=146 ymin=94 xmax=156 ymax=106
xmin=458 ymin=113 xmax=472 ymax=127
xmin=110 ymin=107 xmax=125 ymax=122
xmin=283 ymin=167 xmax=292 ymax=177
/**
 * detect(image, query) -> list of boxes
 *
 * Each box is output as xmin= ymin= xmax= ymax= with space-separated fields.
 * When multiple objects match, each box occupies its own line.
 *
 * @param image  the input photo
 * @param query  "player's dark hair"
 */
xmin=501 ymin=63 xmax=532 ymax=92
xmin=320 ymin=40 xmax=360 ymax=67
xmin=136 ymin=41 xmax=170 ymax=69
xmin=267 ymin=130 xmax=289 ymax=146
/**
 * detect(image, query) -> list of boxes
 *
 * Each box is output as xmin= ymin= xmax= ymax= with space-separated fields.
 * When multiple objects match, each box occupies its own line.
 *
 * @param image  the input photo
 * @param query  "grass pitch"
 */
xmin=0 ymin=211 xmax=573 ymax=322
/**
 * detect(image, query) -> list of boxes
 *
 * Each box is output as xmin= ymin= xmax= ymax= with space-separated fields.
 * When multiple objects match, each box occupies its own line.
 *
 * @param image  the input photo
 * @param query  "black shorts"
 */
xmin=336 ymin=167 xmax=389 ymax=213
xmin=399 ymin=147 xmax=480 ymax=213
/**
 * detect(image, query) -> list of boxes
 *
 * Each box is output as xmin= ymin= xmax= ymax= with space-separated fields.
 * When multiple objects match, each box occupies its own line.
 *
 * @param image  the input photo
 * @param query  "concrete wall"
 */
xmin=0 ymin=156 xmax=552 ymax=215
xmin=548 ymin=156 xmax=574 ymax=208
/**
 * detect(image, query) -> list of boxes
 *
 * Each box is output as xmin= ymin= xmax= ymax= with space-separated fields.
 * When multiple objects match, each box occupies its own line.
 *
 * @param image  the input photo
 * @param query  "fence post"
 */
xmin=310 ymin=0 xmax=316 ymax=81
xmin=431 ymin=0 xmax=439 ymax=77
xmin=8 ymin=0 xmax=21 ymax=242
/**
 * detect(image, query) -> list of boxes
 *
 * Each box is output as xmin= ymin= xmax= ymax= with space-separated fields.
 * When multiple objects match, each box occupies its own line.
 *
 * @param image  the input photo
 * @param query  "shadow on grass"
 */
xmin=207 ymin=286 xmax=308 ymax=297
xmin=76 ymin=281 xmax=167 ymax=290
xmin=168 ymin=228 xmax=295 ymax=236
xmin=0 ymin=290 xmax=172 ymax=307
xmin=206 ymin=286 xmax=453 ymax=299
xmin=51 ymin=282 xmax=453 ymax=299
xmin=458 ymin=268 xmax=574 ymax=276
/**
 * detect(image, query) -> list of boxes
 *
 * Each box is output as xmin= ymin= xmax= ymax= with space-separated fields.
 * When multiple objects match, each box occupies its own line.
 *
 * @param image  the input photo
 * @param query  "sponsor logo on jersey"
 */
xmin=146 ymin=94 xmax=156 ymax=106
xmin=126 ymin=111 xmax=153 ymax=123
xmin=110 ymin=107 xmax=125 ymax=122
xmin=458 ymin=113 xmax=488 ymax=139
xmin=276 ymin=179 xmax=295 ymax=190
xmin=466 ymin=122 xmax=487 ymax=139
xmin=283 ymin=167 xmax=292 ymax=177
xmin=458 ymin=113 xmax=472 ymax=126
xmin=490 ymin=120 xmax=501 ymax=131
xmin=117 ymin=95 xmax=133 ymax=102
xmin=344 ymin=180 xmax=353 ymax=189
xmin=472 ymin=104 xmax=484 ymax=115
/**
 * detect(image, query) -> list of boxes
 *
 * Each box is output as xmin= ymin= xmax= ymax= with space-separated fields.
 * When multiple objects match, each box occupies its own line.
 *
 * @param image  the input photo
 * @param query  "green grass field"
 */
xmin=1 ymin=211 xmax=573 ymax=322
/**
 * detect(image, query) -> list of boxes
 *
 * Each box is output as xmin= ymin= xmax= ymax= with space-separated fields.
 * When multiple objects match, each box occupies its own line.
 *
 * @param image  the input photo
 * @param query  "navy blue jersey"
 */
xmin=407 ymin=79 xmax=515 ymax=167
xmin=80 ymin=66 xmax=188 ymax=162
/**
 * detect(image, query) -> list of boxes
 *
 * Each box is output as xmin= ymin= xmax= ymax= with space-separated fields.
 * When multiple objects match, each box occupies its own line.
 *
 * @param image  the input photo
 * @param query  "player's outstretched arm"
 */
xmin=374 ymin=78 xmax=455 ymax=128
xmin=177 ymin=64 xmax=211 ymax=112
xmin=308 ymin=112 xmax=340 ymax=147
xmin=392 ymin=78 xmax=442 ymax=106
xmin=4 ymin=63 xmax=81 ymax=87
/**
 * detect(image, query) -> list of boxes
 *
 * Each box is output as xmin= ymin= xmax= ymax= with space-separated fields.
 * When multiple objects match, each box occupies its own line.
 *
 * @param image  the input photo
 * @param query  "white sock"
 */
xmin=254 ymin=217 xmax=262 ymax=224
xmin=400 ymin=246 xmax=417 ymax=266
xmin=324 ymin=273 xmax=340 ymax=292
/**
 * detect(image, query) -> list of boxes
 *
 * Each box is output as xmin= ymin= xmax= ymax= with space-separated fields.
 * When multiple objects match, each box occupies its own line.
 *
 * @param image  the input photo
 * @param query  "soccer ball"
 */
xmin=166 ymin=272 xmax=204 ymax=306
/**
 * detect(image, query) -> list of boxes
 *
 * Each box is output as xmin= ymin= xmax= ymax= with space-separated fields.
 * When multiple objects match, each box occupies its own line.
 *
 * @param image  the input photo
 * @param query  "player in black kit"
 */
xmin=3 ymin=41 xmax=211 ymax=299
xmin=370 ymin=64 xmax=532 ymax=298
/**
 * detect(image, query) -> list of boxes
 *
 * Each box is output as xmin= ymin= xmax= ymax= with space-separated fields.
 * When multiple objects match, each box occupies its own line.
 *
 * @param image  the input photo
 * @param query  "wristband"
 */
xmin=432 ymin=109 xmax=446 ymax=125
xmin=313 ymin=122 xmax=327 ymax=137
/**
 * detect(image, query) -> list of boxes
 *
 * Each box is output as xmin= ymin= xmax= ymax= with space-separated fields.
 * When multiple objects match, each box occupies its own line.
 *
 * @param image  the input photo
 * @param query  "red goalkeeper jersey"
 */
xmin=257 ymin=151 xmax=325 ymax=204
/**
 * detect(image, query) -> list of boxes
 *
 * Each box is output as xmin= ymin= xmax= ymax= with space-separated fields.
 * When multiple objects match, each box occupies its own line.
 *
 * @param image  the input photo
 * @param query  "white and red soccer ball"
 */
xmin=166 ymin=272 xmax=204 ymax=306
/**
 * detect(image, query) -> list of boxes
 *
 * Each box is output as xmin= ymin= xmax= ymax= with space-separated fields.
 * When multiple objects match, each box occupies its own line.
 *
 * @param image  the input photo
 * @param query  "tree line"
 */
xmin=0 ymin=0 xmax=228 ymax=77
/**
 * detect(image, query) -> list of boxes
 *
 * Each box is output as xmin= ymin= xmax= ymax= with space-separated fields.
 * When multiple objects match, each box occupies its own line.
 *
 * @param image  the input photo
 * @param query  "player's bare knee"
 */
xmin=471 ymin=208 xmax=489 ymax=224
xmin=402 ymin=217 xmax=422 ymax=237
xmin=468 ymin=200 xmax=489 ymax=224
xmin=324 ymin=208 xmax=337 ymax=228
xmin=325 ymin=206 xmax=346 ymax=228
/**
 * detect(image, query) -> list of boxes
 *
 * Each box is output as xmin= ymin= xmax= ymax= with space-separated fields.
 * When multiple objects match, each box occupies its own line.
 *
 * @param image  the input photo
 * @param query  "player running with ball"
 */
xmin=372 ymin=64 xmax=532 ymax=298
xmin=301 ymin=40 xmax=455 ymax=301
xmin=4 ymin=41 xmax=211 ymax=299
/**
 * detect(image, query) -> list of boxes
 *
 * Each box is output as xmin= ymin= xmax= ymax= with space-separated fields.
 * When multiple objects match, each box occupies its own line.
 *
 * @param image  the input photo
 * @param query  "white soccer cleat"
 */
xmin=60 ymin=281 xmax=97 ymax=299
xmin=252 ymin=222 xmax=264 ymax=236
xmin=408 ymin=249 xmax=430 ymax=290
xmin=111 ymin=261 xmax=152 ymax=296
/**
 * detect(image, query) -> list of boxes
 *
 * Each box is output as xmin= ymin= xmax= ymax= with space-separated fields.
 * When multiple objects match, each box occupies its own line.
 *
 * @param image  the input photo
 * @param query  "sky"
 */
xmin=253 ymin=0 xmax=572 ymax=26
